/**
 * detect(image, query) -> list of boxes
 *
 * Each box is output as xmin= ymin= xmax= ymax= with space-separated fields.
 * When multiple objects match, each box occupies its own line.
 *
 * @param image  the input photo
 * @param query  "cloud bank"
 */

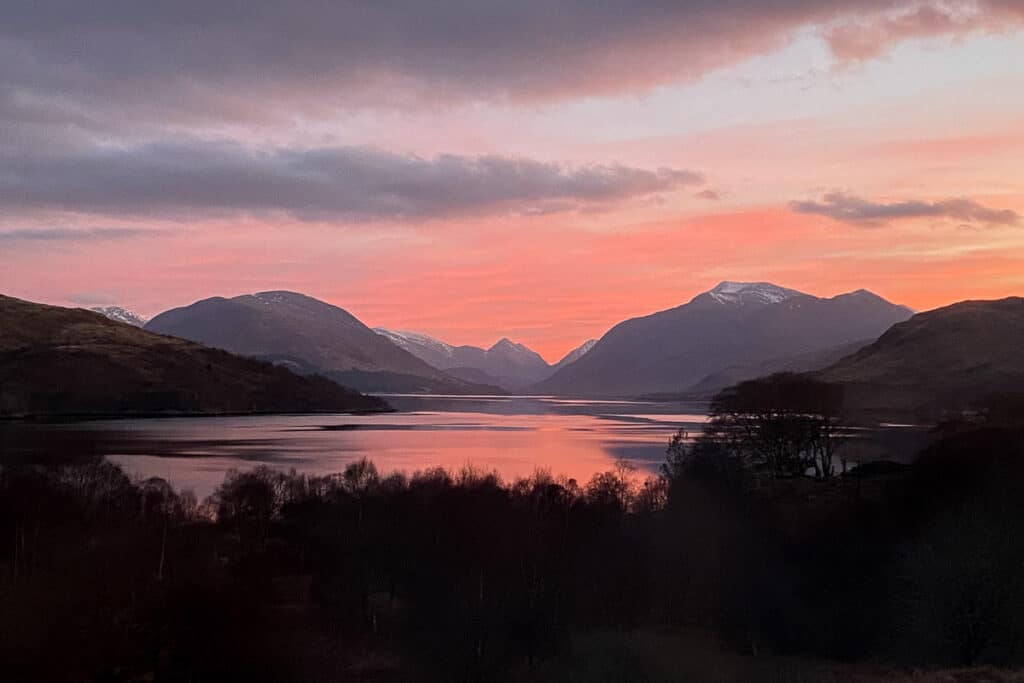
xmin=1 ymin=142 xmax=703 ymax=221
xmin=2 ymin=0 xmax=1020 ymax=127
xmin=0 ymin=227 xmax=164 ymax=242
xmin=790 ymin=192 xmax=1020 ymax=227
xmin=1 ymin=2 xmax=1020 ymax=230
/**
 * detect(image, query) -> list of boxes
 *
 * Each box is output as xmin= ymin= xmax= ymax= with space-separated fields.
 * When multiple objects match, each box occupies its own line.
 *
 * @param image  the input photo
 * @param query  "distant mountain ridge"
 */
xmin=90 ymin=305 xmax=148 ymax=327
xmin=531 ymin=281 xmax=914 ymax=397
xmin=146 ymin=291 xmax=501 ymax=394
xmin=0 ymin=294 xmax=386 ymax=416
xmin=374 ymin=328 xmax=578 ymax=391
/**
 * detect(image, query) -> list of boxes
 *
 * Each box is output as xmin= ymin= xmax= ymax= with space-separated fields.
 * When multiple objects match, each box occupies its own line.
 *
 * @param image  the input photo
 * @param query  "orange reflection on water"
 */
xmin=83 ymin=396 xmax=708 ymax=497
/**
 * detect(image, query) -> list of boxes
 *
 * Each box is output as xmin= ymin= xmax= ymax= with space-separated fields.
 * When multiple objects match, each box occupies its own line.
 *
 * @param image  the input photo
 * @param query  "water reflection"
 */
xmin=1 ymin=396 xmax=710 ymax=497
xmin=0 ymin=395 xmax=929 ymax=498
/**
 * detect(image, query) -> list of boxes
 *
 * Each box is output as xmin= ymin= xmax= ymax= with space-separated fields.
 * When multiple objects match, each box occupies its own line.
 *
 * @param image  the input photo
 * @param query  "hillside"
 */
xmin=0 ymin=295 xmax=387 ymax=416
xmin=532 ymin=282 xmax=913 ymax=397
xmin=818 ymin=297 xmax=1024 ymax=415
xmin=146 ymin=292 xmax=501 ymax=394
xmin=686 ymin=339 xmax=872 ymax=396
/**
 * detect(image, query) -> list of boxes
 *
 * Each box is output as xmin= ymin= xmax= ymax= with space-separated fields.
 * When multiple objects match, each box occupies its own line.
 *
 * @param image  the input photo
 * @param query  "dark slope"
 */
xmin=818 ymin=297 xmax=1024 ymax=415
xmin=0 ymin=295 xmax=387 ymax=416
xmin=686 ymin=339 xmax=872 ymax=396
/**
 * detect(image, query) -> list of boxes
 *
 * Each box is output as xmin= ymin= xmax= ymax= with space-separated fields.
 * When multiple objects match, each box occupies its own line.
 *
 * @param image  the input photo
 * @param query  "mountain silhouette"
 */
xmin=146 ymin=291 xmax=501 ymax=394
xmin=532 ymin=282 xmax=913 ymax=396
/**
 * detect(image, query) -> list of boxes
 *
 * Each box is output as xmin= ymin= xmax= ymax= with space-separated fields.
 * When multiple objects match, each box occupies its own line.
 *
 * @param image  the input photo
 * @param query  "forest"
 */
xmin=2 ymin=376 xmax=1023 ymax=682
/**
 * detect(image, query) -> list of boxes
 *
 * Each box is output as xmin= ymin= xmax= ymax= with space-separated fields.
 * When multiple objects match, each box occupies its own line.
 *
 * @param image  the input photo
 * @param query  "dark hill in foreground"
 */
xmin=0 ymin=295 xmax=387 ymax=416
xmin=817 ymin=297 xmax=1024 ymax=417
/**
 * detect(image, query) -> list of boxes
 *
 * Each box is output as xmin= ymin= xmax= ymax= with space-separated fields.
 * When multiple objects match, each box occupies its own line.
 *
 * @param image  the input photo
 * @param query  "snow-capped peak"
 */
xmin=90 ymin=306 xmax=148 ymax=327
xmin=706 ymin=281 xmax=803 ymax=306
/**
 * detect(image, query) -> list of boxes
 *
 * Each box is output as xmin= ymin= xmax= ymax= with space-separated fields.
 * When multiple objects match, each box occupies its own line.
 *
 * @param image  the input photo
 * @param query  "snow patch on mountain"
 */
xmin=252 ymin=292 xmax=288 ymax=306
xmin=90 ymin=306 xmax=148 ymax=327
xmin=374 ymin=328 xmax=455 ymax=358
xmin=707 ymin=281 xmax=803 ymax=306
xmin=556 ymin=339 xmax=597 ymax=368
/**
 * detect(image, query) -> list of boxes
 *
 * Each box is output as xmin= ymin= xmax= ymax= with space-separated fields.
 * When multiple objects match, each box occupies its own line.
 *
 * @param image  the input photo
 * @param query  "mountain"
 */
xmin=531 ymin=281 xmax=913 ymax=397
xmin=554 ymin=339 xmax=597 ymax=370
xmin=146 ymin=292 xmax=500 ymax=394
xmin=374 ymin=329 xmax=553 ymax=391
xmin=90 ymin=305 xmax=148 ymax=327
xmin=0 ymin=295 xmax=387 ymax=416
xmin=817 ymin=297 xmax=1024 ymax=416
xmin=482 ymin=338 xmax=553 ymax=389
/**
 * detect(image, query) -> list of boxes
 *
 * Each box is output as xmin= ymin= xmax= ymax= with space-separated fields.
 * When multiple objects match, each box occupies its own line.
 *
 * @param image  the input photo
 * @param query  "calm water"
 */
xmin=1 ymin=396 xmax=711 ymax=498
xmin=0 ymin=395 xmax=931 ymax=498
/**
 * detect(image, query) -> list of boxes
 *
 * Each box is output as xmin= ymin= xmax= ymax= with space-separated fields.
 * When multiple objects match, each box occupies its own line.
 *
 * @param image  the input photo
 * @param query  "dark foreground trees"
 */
xmin=692 ymin=373 xmax=848 ymax=479
xmin=2 ymin=408 xmax=1024 ymax=680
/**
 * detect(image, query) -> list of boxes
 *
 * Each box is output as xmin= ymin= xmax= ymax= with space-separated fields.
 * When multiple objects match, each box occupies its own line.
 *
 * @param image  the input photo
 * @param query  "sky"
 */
xmin=2 ymin=1 xmax=1023 ymax=362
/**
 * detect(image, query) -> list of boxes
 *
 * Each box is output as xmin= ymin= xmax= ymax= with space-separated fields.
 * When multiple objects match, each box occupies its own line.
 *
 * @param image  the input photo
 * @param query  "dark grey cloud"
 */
xmin=0 ymin=141 xmax=703 ymax=221
xmin=790 ymin=192 xmax=1020 ymax=227
xmin=2 ymin=1 xmax=1018 ymax=127
xmin=0 ymin=227 xmax=164 ymax=241
xmin=1 ymin=2 xmax=1017 ymax=226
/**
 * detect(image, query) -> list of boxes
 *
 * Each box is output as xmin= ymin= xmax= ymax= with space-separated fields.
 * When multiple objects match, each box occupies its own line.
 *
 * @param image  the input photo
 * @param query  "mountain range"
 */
xmin=373 ymin=329 xmax=596 ymax=391
xmin=0 ymin=295 xmax=386 ymax=416
xmin=100 ymin=283 xmax=917 ymax=398
xmin=532 ymin=282 xmax=914 ymax=397
xmin=145 ymin=292 xmax=503 ymax=394
xmin=7 ymin=283 xmax=1023 ymax=418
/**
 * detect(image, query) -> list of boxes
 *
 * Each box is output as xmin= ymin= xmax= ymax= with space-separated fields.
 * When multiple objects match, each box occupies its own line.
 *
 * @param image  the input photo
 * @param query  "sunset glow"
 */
xmin=3 ymin=1 xmax=1023 ymax=361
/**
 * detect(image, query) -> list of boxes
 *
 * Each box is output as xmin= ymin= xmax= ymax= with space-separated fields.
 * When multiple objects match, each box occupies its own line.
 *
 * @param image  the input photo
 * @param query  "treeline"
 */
xmin=2 ymin=377 xmax=1024 ymax=681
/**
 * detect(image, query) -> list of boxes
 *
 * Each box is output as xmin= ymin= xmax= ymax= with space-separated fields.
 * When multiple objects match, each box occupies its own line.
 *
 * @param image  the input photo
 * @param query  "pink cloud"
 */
xmin=826 ymin=1 xmax=1024 ymax=63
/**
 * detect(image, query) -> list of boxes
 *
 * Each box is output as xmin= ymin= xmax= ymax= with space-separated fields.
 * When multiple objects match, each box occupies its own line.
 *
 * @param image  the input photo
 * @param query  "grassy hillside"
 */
xmin=818 ymin=297 xmax=1024 ymax=416
xmin=0 ymin=295 xmax=388 ymax=416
